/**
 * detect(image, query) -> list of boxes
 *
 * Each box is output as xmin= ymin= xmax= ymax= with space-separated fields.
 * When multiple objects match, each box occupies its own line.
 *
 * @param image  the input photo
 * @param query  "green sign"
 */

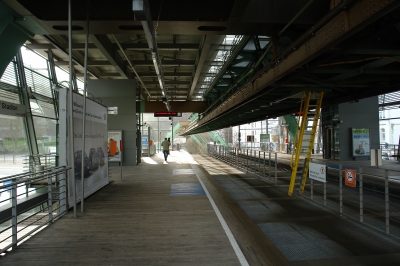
xmin=260 ymin=134 xmax=270 ymax=142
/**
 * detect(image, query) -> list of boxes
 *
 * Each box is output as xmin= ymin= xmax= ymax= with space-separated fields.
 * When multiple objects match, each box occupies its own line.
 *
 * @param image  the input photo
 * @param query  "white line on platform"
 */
xmin=191 ymin=164 xmax=249 ymax=266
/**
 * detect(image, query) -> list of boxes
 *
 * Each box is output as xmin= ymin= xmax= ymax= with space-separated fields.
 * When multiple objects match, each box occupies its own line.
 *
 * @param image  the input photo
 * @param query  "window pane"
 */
xmin=32 ymin=117 xmax=57 ymax=154
xmin=0 ymin=115 xmax=29 ymax=169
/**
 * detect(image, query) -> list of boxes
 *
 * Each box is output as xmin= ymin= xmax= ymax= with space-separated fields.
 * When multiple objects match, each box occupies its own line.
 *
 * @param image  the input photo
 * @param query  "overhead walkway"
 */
xmin=1 ymin=151 xmax=400 ymax=265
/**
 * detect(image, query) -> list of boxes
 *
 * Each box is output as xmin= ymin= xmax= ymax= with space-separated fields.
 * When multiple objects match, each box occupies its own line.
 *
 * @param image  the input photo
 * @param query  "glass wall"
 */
xmin=140 ymin=113 xmax=191 ymax=153
xmin=0 ymin=115 xmax=28 ymax=166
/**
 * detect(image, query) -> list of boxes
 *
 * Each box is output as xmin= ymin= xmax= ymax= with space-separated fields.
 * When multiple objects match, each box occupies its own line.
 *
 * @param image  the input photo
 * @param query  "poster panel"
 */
xmin=142 ymin=135 xmax=149 ymax=147
xmin=260 ymin=134 xmax=270 ymax=142
xmin=352 ymin=128 xmax=370 ymax=156
xmin=69 ymin=93 xmax=109 ymax=207
xmin=309 ymin=162 xmax=327 ymax=183
xmin=108 ymin=130 xmax=123 ymax=162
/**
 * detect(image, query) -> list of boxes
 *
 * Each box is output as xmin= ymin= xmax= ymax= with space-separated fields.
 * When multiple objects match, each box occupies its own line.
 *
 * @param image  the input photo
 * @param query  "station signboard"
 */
xmin=154 ymin=111 xmax=182 ymax=117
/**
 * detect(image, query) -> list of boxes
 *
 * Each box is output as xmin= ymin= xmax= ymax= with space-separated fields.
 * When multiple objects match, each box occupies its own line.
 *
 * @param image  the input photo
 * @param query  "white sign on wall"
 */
xmin=0 ymin=100 xmax=25 ymax=116
xmin=309 ymin=162 xmax=327 ymax=183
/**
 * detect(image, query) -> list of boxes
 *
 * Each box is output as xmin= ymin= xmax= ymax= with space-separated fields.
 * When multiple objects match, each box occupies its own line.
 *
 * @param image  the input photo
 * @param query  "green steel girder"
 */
xmin=208 ymin=131 xmax=229 ymax=147
xmin=190 ymin=134 xmax=208 ymax=153
xmin=0 ymin=1 xmax=33 ymax=76
xmin=204 ymin=36 xmax=251 ymax=97
xmin=190 ymin=134 xmax=203 ymax=146
xmin=197 ymin=133 xmax=208 ymax=144
xmin=165 ymin=122 xmax=182 ymax=140
xmin=282 ymin=115 xmax=297 ymax=140
xmin=188 ymin=113 xmax=198 ymax=121
xmin=203 ymin=36 xmax=292 ymax=107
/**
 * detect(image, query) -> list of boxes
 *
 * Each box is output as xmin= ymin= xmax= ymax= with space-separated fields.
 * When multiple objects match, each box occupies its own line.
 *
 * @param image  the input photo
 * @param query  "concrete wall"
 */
xmin=88 ymin=80 xmax=137 ymax=166
xmin=338 ymin=96 xmax=379 ymax=161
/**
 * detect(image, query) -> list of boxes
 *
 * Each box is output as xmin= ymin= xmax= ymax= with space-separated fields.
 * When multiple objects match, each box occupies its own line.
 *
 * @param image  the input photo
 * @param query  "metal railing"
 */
xmin=379 ymin=144 xmax=399 ymax=161
xmin=304 ymin=158 xmax=400 ymax=239
xmin=23 ymin=153 xmax=58 ymax=172
xmin=207 ymin=144 xmax=400 ymax=239
xmin=0 ymin=166 xmax=69 ymax=254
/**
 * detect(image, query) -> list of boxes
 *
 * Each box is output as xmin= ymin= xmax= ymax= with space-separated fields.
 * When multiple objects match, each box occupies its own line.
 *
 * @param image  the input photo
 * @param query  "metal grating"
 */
xmin=0 ymin=82 xmax=20 ymax=104
xmin=25 ymin=68 xmax=52 ymax=98
xmin=379 ymin=92 xmax=400 ymax=110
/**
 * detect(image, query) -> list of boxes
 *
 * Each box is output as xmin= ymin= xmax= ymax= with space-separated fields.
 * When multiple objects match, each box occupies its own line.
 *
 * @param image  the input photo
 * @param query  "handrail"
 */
xmin=0 ymin=165 xmax=70 ymax=254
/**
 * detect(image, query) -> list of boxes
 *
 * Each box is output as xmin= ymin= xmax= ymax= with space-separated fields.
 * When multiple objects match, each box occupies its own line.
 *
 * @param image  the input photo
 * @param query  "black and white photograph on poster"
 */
xmin=108 ymin=130 xmax=122 ymax=162
xmin=69 ymin=93 xmax=109 ymax=207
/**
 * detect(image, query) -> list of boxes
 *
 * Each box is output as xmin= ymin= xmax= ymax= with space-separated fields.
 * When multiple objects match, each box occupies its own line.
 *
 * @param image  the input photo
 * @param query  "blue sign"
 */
xmin=142 ymin=135 xmax=149 ymax=146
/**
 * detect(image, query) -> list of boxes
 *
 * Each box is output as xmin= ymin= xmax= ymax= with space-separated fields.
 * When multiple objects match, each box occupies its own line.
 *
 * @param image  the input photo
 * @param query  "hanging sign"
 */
xmin=154 ymin=111 xmax=182 ymax=117
xmin=344 ymin=169 xmax=356 ymax=187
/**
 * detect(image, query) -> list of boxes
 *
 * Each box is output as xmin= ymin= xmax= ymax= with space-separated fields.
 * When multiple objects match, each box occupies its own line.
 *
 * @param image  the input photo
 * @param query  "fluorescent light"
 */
xmin=152 ymin=54 xmax=160 ymax=74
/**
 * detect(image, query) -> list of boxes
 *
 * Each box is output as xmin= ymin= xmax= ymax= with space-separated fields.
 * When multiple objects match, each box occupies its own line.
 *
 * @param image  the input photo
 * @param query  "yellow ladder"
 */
xmin=288 ymin=91 xmax=324 ymax=196
xmin=290 ymin=93 xmax=306 ymax=169
xmin=300 ymin=92 xmax=324 ymax=193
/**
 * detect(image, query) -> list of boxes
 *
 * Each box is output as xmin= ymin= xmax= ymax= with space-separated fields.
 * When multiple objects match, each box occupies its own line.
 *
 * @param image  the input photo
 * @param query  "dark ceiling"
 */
xmin=4 ymin=0 xmax=400 ymax=135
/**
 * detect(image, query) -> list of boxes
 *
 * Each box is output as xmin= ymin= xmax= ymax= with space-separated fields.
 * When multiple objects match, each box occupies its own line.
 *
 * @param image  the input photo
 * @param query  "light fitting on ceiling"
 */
xmin=132 ymin=0 xmax=170 ymax=110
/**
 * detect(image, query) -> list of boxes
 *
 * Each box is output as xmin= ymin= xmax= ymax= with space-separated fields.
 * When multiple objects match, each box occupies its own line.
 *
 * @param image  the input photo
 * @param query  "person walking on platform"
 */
xmin=161 ymin=138 xmax=171 ymax=162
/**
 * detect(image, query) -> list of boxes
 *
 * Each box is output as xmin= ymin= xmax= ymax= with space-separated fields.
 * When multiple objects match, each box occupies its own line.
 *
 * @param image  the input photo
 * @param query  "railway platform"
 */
xmin=1 ymin=150 xmax=400 ymax=265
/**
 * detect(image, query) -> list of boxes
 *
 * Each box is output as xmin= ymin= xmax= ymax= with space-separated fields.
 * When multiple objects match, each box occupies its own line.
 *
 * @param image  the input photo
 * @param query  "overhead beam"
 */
xmin=184 ymin=0 xmax=400 ymax=135
xmin=188 ymin=35 xmax=213 ymax=99
xmin=137 ymin=101 xmax=208 ymax=113
xmin=124 ymin=43 xmax=199 ymax=50
xmin=144 ymin=80 xmax=191 ymax=85
xmin=328 ymin=56 xmax=400 ymax=82
xmin=26 ymin=43 xmax=97 ymax=50
xmin=139 ymin=72 xmax=192 ymax=77
xmin=310 ymin=68 xmax=400 ymax=75
xmin=90 ymin=34 xmax=133 ymax=79
xmin=56 ymin=60 xmax=195 ymax=67
xmin=131 ymin=60 xmax=195 ymax=66
xmin=56 ymin=60 xmax=110 ymax=66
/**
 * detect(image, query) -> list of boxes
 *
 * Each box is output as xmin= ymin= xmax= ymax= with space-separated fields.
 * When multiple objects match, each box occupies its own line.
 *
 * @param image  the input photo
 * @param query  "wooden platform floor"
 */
xmin=4 ymin=150 xmax=398 ymax=265
xmin=0 ymin=151 xmax=286 ymax=265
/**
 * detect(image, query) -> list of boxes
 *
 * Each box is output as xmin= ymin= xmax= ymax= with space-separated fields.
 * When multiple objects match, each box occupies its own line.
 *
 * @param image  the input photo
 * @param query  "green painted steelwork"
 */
xmin=208 ymin=131 xmax=228 ymax=147
xmin=190 ymin=134 xmax=207 ymax=153
xmin=283 ymin=115 xmax=297 ymax=140
xmin=0 ymin=1 xmax=33 ymax=77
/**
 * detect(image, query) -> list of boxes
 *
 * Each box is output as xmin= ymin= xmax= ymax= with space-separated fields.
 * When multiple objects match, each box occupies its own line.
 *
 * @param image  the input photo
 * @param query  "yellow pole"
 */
xmin=288 ymin=92 xmax=311 ymax=196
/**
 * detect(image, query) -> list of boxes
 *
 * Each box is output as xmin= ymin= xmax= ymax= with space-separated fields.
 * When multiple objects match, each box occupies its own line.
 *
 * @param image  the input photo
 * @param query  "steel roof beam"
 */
xmin=90 ymin=34 xmax=133 ymax=79
xmin=139 ymin=72 xmax=192 ymax=77
xmin=328 ymin=56 xmax=400 ymax=82
xmin=184 ymin=0 xmax=400 ymax=135
xmin=188 ymin=35 xmax=213 ymax=100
